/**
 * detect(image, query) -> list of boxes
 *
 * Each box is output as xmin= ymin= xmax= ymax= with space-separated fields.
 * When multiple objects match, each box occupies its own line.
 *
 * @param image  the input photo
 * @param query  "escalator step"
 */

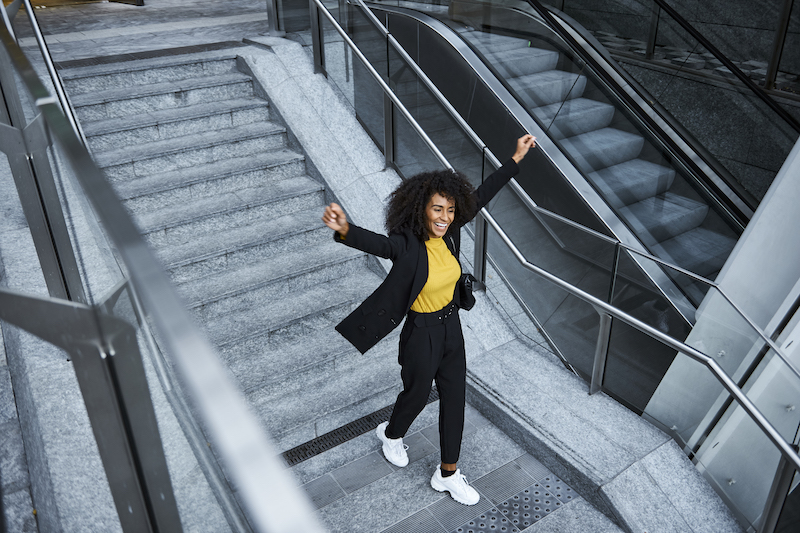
xmin=618 ymin=193 xmax=709 ymax=245
xmin=587 ymin=159 xmax=676 ymax=208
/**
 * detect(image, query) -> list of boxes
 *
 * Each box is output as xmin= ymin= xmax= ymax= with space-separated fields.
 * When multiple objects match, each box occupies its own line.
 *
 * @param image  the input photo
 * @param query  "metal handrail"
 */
xmin=0 ymin=20 xmax=326 ymax=533
xmin=319 ymin=0 xmax=800 ymax=474
xmin=5 ymin=0 xmax=86 ymax=145
xmin=353 ymin=0 xmax=800 ymax=380
xmin=480 ymin=207 xmax=800 ymax=474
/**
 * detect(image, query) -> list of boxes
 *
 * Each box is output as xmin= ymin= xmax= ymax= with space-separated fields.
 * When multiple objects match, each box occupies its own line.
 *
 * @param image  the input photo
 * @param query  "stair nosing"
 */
xmin=71 ymin=71 xmax=253 ymax=107
xmin=138 ymin=176 xmax=322 ymax=234
xmin=95 ymin=121 xmax=286 ymax=168
xmin=83 ymin=97 xmax=270 ymax=137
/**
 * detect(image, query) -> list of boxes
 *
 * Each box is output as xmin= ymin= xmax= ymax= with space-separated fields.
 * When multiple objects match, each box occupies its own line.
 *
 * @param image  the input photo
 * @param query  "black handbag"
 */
xmin=458 ymin=273 xmax=477 ymax=311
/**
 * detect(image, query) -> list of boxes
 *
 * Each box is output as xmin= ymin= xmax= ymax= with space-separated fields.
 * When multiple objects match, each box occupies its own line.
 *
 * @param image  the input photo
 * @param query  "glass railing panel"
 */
xmin=329 ymin=7 xmax=388 ymax=151
xmin=557 ymin=0 xmax=799 ymax=205
xmin=774 ymin=469 xmax=800 ymax=533
xmin=393 ymin=109 xmax=450 ymax=176
xmin=693 ymin=399 xmax=792 ymax=531
xmin=385 ymin=34 xmax=484 ymax=182
xmin=483 ymin=185 xmax=617 ymax=378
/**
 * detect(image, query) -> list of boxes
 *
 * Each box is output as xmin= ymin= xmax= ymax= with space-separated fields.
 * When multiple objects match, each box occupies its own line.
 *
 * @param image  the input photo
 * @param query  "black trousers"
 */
xmin=385 ymin=309 xmax=466 ymax=464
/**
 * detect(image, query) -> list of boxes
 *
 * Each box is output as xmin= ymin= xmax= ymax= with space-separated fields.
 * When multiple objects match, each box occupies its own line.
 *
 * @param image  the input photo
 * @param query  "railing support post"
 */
xmin=757 ymin=444 xmax=799 ymax=533
xmin=590 ymin=312 xmax=613 ymax=395
xmin=474 ymin=211 xmax=488 ymax=287
xmin=266 ymin=0 xmax=285 ymax=37
xmin=765 ymin=0 xmax=794 ymax=90
xmin=646 ymin=1 xmax=661 ymax=60
xmin=383 ymin=93 xmax=394 ymax=168
xmin=309 ymin=0 xmax=324 ymax=74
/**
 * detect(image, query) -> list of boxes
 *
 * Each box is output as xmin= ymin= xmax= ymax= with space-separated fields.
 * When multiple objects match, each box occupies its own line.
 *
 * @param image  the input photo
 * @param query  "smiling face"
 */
xmin=425 ymin=192 xmax=455 ymax=239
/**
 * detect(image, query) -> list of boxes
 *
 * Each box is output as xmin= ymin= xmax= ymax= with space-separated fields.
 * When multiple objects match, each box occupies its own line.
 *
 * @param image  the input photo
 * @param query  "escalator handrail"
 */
xmin=354 ymin=0 xmax=800 ymax=383
xmin=480 ymin=207 xmax=800 ymax=475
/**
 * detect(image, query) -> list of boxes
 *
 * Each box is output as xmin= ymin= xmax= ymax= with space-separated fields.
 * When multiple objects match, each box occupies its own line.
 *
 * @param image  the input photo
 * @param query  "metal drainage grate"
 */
xmin=282 ymin=387 xmax=439 ymax=466
xmin=54 ymin=41 xmax=249 ymax=70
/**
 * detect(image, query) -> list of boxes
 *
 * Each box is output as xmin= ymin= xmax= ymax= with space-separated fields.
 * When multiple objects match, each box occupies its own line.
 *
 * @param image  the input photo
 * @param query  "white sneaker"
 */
xmin=376 ymin=422 xmax=409 ymax=467
xmin=431 ymin=466 xmax=480 ymax=505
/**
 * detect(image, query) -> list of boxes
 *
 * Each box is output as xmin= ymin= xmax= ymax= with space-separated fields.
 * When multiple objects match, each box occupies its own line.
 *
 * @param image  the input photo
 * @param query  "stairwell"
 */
xmin=60 ymin=47 xmax=404 ymax=453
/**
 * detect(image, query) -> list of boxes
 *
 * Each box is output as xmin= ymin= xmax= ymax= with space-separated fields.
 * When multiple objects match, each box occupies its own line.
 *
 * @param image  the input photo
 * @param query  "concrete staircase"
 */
xmin=458 ymin=30 xmax=738 ymax=288
xmin=61 ymin=48 xmax=404 ymax=452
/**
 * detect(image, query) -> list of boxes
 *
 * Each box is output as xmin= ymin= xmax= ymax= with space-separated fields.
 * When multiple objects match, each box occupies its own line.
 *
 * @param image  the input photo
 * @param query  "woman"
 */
xmin=322 ymin=134 xmax=536 ymax=505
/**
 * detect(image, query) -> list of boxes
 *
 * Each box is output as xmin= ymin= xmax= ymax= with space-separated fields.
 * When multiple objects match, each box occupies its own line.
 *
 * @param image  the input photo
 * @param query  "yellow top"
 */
xmin=410 ymin=236 xmax=461 ymax=313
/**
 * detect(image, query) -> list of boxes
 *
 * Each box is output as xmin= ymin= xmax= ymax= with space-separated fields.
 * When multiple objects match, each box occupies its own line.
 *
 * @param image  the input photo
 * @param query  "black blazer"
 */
xmin=334 ymin=159 xmax=520 ymax=353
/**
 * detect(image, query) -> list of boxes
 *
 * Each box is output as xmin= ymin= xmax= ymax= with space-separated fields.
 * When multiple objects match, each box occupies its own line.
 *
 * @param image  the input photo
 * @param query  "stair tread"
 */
xmin=82 ymin=97 xmax=270 ymax=137
xmin=71 ymin=71 xmax=252 ymax=107
xmin=205 ymin=272 xmax=382 ymax=347
xmin=227 ymin=325 xmax=363 ymax=391
xmin=59 ymin=49 xmax=240 ymax=80
xmin=247 ymin=329 xmax=401 ymax=436
xmin=558 ymin=127 xmax=644 ymax=172
xmin=116 ymin=148 xmax=304 ymax=201
xmin=95 ymin=121 xmax=285 ymax=167
xmin=178 ymin=239 xmax=363 ymax=308
xmin=136 ymin=174 xmax=322 ymax=233
xmin=158 ymin=208 xmax=324 ymax=269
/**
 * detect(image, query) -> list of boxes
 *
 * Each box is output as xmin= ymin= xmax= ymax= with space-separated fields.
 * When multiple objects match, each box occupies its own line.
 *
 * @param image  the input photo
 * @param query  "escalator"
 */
xmin=337 ymin=0 xmax=795 ymax=410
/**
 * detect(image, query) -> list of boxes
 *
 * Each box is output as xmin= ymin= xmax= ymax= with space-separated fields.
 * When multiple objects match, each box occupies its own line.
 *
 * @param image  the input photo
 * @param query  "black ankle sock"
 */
xmin=441 ymin=468 xmax=456 ymax=478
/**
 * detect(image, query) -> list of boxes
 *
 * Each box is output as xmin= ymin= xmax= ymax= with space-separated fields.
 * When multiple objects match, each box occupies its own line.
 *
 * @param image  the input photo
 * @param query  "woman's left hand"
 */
xmin=512 ymin=134 xmax=536 ymax=163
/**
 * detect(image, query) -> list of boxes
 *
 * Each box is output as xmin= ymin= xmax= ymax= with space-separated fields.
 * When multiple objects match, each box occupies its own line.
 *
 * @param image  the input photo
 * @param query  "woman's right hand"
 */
xmin=323 ymin=203 xmax=349 ymax=237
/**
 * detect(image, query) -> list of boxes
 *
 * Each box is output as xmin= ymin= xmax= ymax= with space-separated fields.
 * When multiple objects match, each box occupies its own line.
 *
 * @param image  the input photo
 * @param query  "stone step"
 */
xmin=97 ymin=121 xmax=287 ymax=180
xmin=618 ymin=193 xmax=709 ymax=246
xmin=159 ymin=209 xmax=329 ymax=284
xmin=532 ymin=97 xmax=616 ymax=139
xmin=558 ymin=127 xmax=644 ymax=174
xmin=226 ymin=324 xmax=359 ymax=393
xmin=116 ymin=148 xmax=306 ymax=213
xmin=206 ymin=272 xmax=382 ymax=350
xmin=485 ymin=46 xmax=560 ymax=79
xmin=84 ymin=97 xmax=271 ymax=152
xmin=181 ymin=240 xmax=367 ymax=323
xmin=60 ymin=50 xmax=240 ymax=95
xmin=249 ymin=337 xmax=402 ymax=451
xmin=587 ymin=159 xmax=676 ymax=208
xmin=138 ymin=175 xmax=324 ymax=249
xmin=508 ymin=69 xmax=588 ymax=108
xmin=72 ymin=72 xmax=254 ymax=121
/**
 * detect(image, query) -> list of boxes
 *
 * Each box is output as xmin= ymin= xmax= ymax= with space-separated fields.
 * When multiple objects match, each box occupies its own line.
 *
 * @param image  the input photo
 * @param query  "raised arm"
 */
xmin=474 ymin=135 xmax=536 ymax=211
xmin=323 ymin=203 xmax=410 ymax=260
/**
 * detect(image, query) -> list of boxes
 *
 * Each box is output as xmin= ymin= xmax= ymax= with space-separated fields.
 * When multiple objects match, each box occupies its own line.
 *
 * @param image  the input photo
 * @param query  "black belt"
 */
xmin=409 ymin=301 xmax=458 ymax=328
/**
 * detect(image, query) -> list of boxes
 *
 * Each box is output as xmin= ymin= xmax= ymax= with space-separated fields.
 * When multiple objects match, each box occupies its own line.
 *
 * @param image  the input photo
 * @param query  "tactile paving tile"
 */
xmin=452 ymin=507 xmax=520 ymax=533
xmin=498 ymin=483 xmax=562 ymax=528
xmin=539 ymin=474 xmax=576 ymax=504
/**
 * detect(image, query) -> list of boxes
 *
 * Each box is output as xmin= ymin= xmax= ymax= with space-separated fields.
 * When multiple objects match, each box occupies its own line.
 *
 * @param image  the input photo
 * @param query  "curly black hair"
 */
xmin=385 ymin=169 xmax=477 ymax=240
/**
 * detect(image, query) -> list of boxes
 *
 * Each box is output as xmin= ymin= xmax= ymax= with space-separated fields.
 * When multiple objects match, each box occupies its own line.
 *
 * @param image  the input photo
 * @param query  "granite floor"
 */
xmin=293 ymin=401 xmax=621 ymax=533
